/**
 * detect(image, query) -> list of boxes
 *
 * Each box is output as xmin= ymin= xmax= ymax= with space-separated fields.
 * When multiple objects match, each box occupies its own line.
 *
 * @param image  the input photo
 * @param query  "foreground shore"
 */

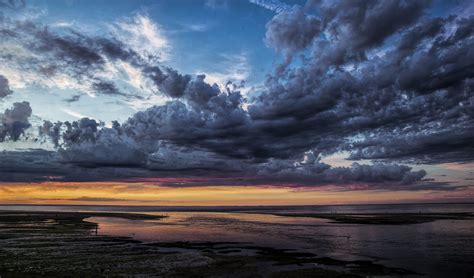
xmin=0 ymin=211 xmax=420 ymax=277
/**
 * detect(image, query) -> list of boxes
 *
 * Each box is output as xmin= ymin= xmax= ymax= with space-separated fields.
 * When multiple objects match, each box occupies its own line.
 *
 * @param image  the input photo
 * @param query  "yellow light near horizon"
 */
xmin=0 ymin=181 xmax=463 ymax=206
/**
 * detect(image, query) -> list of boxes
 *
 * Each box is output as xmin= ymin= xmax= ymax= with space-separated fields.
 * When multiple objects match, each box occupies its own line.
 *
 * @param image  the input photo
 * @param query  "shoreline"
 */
xmin=263 ymin=212 xmax=474 ymax=225
xmin=0 ymin=210 xmax=417 ymax=277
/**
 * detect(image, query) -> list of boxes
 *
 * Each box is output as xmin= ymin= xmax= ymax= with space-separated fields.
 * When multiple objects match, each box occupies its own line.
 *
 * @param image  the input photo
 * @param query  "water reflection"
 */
xmin=89 ymin=212 xmax=328 ymax=245
xmin=90 ymin=211 xmax=474 ymax=278
xmin=2 ymin=203 xmax=473 ymax=277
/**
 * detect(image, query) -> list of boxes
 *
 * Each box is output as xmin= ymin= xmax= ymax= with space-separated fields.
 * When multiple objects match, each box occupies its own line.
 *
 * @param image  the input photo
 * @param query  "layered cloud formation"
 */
xmin=0 ymin=0 xmax=473 ymax=191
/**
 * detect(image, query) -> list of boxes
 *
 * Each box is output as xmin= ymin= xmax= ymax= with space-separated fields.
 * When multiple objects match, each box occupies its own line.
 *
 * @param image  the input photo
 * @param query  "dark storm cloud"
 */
xmin=0 ymin=149 xmax=63 ymax=182
xmin=265 ymin=6 xmax=321 ymax=55
xmin=347 ymin=123 xmax=474 ymax=164
xmin=91 ymin=80 xmax=126 ymax=97
xmin=29 ymin=115 xmax=430 ymax=189
xmin=247 ymin=2 xmax=474 ymax=164
xmin=318 ymin=0 xmax=431 ymax=52
xmin=1 ymin=0 xmax=473 ymax=191
xmin=64 ymin=94 xmax=82 ymax=103
xmin=340 ymin=15 xmax=474 ymax=163
xmin=119 ymin=73 xmax=252 ymax=159
xmin=0 ymin=147 xmax=435 ymax=191
xmin=144 ymin=68 xmax=191 ymax=98
xmin=0 ymin=75 xmax=13 ymax=99
xmin=255 ymin=153 xmax=429 ymax=187
xmin=39 ymin=117 xmax=146 ymax=167
xmin=0 ymin=101 xmax=32 ymax=141
xmin=4 ymin=20 xmax=106 ymax=78
xmin=0 ymin=149 xmax=155 ymax=183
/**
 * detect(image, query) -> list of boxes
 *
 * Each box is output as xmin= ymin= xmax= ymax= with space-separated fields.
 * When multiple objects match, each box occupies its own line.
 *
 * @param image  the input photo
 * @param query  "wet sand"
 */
xmin=0 ymin=211 xmax=415 ymax=277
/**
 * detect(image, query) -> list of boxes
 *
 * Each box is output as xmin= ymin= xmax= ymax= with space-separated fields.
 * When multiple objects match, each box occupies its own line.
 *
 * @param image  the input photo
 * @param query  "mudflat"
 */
xmin=0 ymin=211 xmax=415 ymax=277
xmin=266 ymin=212 xmax=474 ymax=225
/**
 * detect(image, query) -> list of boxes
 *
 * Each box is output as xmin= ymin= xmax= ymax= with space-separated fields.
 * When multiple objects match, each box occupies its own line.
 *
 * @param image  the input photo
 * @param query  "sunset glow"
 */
xmin=0 ymin=0 xmax=473 ymax=205
xmin=1 ymin=180 xmax=472 ymax=206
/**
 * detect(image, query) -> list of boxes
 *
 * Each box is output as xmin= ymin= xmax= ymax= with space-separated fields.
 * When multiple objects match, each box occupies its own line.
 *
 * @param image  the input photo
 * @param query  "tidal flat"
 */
xmin=265 ymin=212 xmax=474 ymax=225
xmin=0 ymin=210 xmax=419 ymax=277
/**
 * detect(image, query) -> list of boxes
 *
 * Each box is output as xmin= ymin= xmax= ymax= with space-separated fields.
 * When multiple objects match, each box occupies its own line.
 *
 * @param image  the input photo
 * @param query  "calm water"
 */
xmin=1 ymin=203 xmax=473 ymax=277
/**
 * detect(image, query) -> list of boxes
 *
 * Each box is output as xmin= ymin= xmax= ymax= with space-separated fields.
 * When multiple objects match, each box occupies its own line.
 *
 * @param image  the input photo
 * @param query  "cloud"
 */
xmin=185 ymin=23 xmax=209 ymax=32
xmin=265 ymin=6 xmax=321 ymax=55
xmin=110 ymin=14 xmax=170 ymax=62
xmin=0 ymin=147 xmax=434 ymax=191
xmin=91 ymin=80 xmax=127 ymax=96
xmin=0 ymin=75 xmax=13 ymax=99
xmin=64 ymin=94 xmax=82 ymax=103
xmin=255 ymin=151 xmax=428 ymax=187
xmin=249 ymin=1 xmax=474 ymax=165
xmin=0 ymin=0 xmax=25 ymax=10
xmin=0 ymin=13 xmax=167 ymax=100
xmin=58 ymin=125 xmax=146 ymax=167
xmin=198 ymin=53 xmax=250 ymax=89
xmin=205 ymin=0 xmax=229 ymax=10
xmin=65 ymin=196 xmax=131 ymax=202
xmin=0 ymin=149 xmax=152 ymax=183
xmin=249 ymin=0 xmax=292 ymax=13
xmin=0 ymin=101 xmax=32 ymax=141
xmin=318 ymin=0 xmax=431 ymax=52
xmin=30 ymin=116 xmax=430 ymax=189
xmin=60 ymin=108 xmax=92 ymax=119
xmin=1 ymin=0 xmax=473 ymax=193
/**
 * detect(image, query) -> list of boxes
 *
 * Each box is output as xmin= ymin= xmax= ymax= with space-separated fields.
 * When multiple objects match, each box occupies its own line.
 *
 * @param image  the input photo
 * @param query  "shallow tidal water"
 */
xmin=1 ymin=203 xmax=473 ymax=277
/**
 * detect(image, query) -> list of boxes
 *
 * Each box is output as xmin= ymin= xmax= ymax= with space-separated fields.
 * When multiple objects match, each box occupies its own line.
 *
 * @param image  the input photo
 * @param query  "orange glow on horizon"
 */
xmin=1 ymin=181 xmax=471 ymax=206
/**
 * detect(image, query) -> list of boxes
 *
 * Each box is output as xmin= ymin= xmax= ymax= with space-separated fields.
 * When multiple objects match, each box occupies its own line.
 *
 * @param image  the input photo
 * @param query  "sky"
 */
xmin=0 ymin=0 xmax=473 ymax=206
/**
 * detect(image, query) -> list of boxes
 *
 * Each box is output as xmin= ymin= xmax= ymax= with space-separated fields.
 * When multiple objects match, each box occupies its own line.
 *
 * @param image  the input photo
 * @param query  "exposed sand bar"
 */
xmin=265 ymin=212 xmax=474 ymax=225
xmin=0 ymin=210 xmax=166 ymax=221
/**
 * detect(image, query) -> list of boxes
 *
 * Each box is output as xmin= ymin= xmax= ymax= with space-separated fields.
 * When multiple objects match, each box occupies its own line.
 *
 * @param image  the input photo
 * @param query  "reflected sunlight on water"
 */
xmin=88 ymin=208 xmax=474 ymax=278
xmin=2 ymin=203 xmax=473 ymax=277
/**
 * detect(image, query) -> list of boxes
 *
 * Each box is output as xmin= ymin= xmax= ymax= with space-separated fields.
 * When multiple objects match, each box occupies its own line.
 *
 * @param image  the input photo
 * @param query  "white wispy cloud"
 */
xmin=110 ymin=14 xmax=170 ymax=62
xmin=51 ymin=21 xmax=72 ymax=28
xmin=60 ymin=108 xmax=92 ymax=119
xmin=249 ymin=0 xmax=291 ymax=13
xmin=187 ymin=23 xmax=209 ymax=32
xmin=198 ymin=52 xmax=251 ymax=89
xmin=205 ymin=0 xmax=229 ymax=10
